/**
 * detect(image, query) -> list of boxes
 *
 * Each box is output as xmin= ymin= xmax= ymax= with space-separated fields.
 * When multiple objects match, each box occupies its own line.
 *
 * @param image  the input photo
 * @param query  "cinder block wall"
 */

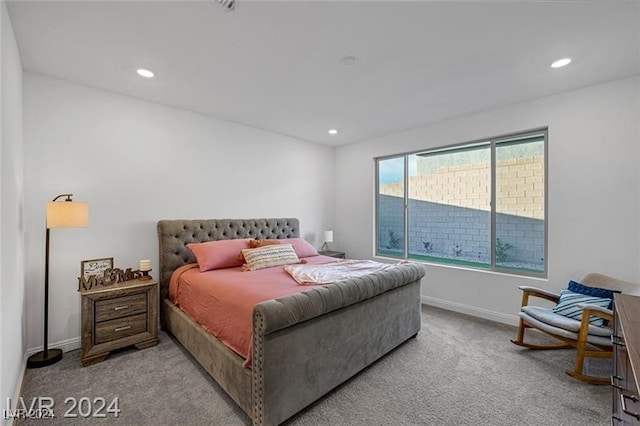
xmin=378 ymin=156 xmax=544 ymax=265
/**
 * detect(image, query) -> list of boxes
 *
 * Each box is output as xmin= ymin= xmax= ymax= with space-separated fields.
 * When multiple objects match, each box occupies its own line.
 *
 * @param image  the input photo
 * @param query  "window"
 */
xmin=376 ymin=129 xmax=546 ymax=277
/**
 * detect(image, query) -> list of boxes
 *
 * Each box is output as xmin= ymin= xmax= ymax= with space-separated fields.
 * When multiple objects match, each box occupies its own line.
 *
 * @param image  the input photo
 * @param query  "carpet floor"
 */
xmin=16 ymin=305 xmax=611 ymax=425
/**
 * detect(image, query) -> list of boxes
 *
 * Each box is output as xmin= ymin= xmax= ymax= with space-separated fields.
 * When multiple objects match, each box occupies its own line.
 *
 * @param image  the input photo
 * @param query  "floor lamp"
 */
xmin=27 ymin=194 xmax=88 ymax=368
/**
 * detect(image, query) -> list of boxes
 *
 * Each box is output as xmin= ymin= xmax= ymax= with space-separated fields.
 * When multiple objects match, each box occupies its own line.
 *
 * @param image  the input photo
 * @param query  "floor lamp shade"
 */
xmin=28 ymin=194 xmax=89 ymax=369
xmin=46 ymin=201 xmax=89 ymax=228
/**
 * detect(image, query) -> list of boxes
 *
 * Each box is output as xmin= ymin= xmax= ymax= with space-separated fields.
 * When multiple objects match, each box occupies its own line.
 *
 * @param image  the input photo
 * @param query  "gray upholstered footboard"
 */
xmin=252 ymin=263 xmax=425 ymax=426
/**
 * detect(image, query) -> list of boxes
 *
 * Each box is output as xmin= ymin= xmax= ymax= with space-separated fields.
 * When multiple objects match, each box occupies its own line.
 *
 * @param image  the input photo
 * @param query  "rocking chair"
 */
xmin=511 ymin=272 xmax=640 ymax=384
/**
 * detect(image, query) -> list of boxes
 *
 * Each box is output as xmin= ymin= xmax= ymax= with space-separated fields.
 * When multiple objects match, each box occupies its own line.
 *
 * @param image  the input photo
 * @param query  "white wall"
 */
xmin=17 ymin=52 xmax=640 ymax=366
xmin=1 ymin=0 xmax=26 ymax=415
xmin=335 ymin=76 xmax=640 ymax=323
xmin=23 ymin=73 xmax=335 ymax=351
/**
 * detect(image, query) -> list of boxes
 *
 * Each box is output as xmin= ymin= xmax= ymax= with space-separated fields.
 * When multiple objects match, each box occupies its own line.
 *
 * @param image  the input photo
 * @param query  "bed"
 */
xmin=157 ymin=218 xmax=425 ymax=425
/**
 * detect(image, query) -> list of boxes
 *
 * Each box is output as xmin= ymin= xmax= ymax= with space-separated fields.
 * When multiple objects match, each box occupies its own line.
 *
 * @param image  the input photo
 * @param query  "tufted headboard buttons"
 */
xmin=157 ymin=218 xmax=300 ymax=300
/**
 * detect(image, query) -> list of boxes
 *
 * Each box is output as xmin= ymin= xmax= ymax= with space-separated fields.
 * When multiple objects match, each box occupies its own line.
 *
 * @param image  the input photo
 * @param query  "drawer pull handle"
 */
xmin=611 ymin=375 xmax=624 ymax=389
xmin=620 ymin=394 xmax=640 ymax=420
xmin=113 ymin=305 xmax=130 ymax=311
xmin=114 ymin=326 xmax=132 ymax=332
xmin=611 ymin=335 xmax=626 ymax=346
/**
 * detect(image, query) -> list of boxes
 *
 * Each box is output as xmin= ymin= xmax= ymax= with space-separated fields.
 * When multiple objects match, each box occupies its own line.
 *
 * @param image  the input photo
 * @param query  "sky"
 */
xmin=378 ymin=156 xmax=417 ymax=184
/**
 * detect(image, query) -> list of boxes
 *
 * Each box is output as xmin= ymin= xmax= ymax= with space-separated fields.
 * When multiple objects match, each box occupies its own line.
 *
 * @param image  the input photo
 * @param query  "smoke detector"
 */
xmin=212 ymin=0 xmax=235 ymax=12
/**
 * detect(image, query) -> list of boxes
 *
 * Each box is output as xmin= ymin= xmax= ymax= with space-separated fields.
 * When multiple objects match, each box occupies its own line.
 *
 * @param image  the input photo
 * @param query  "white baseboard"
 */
xmin=421 ymin=295 xmax=519 ymax=327
xmin=9 ymin=337 xmax=82 ymax=425
xmin=26 ymin=336 xmax=81 ymax=356
xmin=6 ymin=355 xmax=28 ymax=426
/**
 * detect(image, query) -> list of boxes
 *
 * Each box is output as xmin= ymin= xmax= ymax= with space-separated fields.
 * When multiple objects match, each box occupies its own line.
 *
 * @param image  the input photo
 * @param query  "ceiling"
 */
xmin=7 ymin=0 xmax=640 ymax=147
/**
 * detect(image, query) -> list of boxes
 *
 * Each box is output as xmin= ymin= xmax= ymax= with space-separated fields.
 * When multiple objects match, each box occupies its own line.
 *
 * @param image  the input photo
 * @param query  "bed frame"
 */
xmin=157 ymin=218 xmax=425 ymax=425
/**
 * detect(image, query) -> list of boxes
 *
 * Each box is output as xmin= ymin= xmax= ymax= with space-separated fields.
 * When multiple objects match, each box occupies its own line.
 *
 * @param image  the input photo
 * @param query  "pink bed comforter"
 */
xmin=169 ymin=255 xmax=336 ymax=367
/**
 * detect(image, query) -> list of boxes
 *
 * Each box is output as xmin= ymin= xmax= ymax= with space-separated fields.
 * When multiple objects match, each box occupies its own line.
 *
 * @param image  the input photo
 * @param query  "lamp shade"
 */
xmin=324 ymin=230 xmax=334 ymax=243
xmin=46 ymin=201 xmax=89 ymax=228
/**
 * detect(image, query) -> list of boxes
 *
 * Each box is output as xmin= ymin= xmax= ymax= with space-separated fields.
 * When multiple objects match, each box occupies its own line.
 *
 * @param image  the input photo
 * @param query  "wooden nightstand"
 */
xmin=81 ymin=278 xmax=158 ymax=366
xmin=319 ymin=250 xmax=346 ymax=259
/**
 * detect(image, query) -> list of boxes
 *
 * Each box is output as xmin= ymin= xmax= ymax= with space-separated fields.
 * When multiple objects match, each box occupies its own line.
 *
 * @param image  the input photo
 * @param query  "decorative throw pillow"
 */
xmin=249 ymin=239 xmax=282 ymax=248
xmin=568 ymin=280 xmax=619 ymax=309
xmin=187 ymin=238 xmax=251 ymax=272
xmin=278 ymin=238 xmax=319 ymax=258
xmin=238 ymin=239 xmax=283 ymax=261
xmin=241 ymin=244 xmax=301 ymax=271
xmin=552 ymin=290 xmax=612 ymax=326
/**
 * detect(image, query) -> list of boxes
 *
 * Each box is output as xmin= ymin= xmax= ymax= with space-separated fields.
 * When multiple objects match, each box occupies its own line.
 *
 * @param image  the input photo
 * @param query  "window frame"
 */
xmin=375 ymin=128 xmax=548 ymax=278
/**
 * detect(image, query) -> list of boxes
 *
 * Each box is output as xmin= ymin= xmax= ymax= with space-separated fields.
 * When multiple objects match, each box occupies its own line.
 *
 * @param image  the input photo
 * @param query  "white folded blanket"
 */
xmin=284 ymin=259 xmax=400 ymax=285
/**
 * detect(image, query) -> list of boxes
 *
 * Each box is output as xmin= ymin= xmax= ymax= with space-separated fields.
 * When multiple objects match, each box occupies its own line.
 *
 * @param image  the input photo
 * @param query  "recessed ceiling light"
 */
xmin=551 ymin=58 xmax=571 ymax=68
xmin=328 ymin=129 xmax=338 ymax=135
xmin=339 ymin=56 xmax=358 ymax=67
xmin=136 ymin=68 xmax=155 ymax=78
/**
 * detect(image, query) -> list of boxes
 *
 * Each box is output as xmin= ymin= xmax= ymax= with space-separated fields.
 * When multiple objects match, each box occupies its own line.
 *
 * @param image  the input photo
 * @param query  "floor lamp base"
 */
xmin=27 ymin=348 xmax=63 ymax=368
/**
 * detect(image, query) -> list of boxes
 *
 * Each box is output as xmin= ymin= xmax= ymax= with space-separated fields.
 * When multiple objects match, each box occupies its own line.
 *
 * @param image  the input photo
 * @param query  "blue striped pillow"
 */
xmin=552 ymin=290 xmax=611 ymax=326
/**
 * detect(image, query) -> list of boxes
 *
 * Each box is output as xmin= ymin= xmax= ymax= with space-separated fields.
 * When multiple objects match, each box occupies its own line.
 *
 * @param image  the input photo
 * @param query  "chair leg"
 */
xmin=565 ymin=310 xmax=611 ymax=385
xmin=511 ymin=339 xmax=574 ymax=350
xmin=511 ymin=318 xmax=527 ymax=345
xmin=511 ymin=293 xmax=530 ymax=346
xmin=510 ymin=319 xmax=574 ymax=350
xmin=571 ymin=320 xmax=588 ymax=376
xmin=566 ymin=350 xmax=612 ymax=384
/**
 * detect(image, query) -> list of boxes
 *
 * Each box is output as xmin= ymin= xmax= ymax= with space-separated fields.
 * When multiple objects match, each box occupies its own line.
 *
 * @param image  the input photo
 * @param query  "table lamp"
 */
xmin=321 ymin=230 xmax=333 ymax=252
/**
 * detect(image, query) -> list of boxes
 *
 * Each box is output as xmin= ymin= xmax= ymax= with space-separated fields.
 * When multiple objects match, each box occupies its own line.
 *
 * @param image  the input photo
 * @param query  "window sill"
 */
xmin=373 ymin=254 xmax=548 ymax=281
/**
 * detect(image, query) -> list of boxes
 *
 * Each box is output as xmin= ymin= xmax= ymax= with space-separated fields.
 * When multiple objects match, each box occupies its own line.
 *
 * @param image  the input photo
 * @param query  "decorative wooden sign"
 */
xmin=78 ymin=267 xmax=144 ymax=291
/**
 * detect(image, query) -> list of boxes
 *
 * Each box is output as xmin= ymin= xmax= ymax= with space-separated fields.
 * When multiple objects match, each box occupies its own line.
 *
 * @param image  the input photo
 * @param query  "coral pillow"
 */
xmin=241 ymin=244 xmax=301 ymax=271
xmin=249 ymin=239 xmax=282 ymax=248
xmin=187 ymin=239 xmax=251 ymax=272
xmin=278 ymin=238 xmax=319 ymax=258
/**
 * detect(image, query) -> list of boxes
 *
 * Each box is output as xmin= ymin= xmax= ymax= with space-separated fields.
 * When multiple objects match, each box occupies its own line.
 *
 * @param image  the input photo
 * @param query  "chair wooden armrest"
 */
xmin=577 ymin=303 xmax=613 ymax=323
xmin=517 ymin=285 xmax=560 ymax=306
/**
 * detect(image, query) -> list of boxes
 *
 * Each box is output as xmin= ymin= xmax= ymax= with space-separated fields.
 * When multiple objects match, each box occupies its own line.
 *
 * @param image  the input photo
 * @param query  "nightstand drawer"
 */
xmin=95 ymin=293 xmax=147 ymax=322
xmin=95 ymin=313 xmax=148 ymax=344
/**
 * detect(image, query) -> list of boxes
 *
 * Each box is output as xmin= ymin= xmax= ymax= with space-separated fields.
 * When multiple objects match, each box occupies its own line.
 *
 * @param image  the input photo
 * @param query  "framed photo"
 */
xmin=81 ymin=257 xmax=114 ymax=279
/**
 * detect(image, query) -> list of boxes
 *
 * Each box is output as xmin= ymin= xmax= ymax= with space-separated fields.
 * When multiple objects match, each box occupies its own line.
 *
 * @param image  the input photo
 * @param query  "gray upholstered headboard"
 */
xmin=156 ymin=218 xmax=300 ymax=299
